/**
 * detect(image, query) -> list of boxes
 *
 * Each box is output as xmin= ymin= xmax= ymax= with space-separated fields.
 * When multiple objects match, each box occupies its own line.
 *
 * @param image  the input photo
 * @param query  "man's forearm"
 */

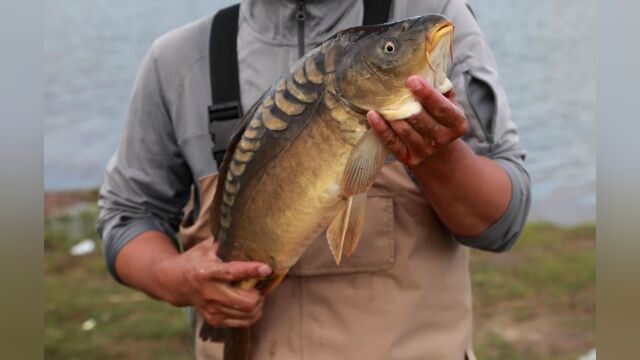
xmin=411 ymin=138 xmax=512 ymax=237
xmin=114 ymin=230 xmax=183 ymax=305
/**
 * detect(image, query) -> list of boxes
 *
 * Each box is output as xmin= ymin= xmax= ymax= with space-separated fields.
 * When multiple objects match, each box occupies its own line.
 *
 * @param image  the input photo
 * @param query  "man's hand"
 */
xmin=156 ymin=238 xmax=272 ymax=328
xmin=367 ymin=75 xmax=468 ymax=168
xmin=115 ymin=231 xmax=272 ymax=329
xmin=364 ymin=74 xmax=512 ymax=237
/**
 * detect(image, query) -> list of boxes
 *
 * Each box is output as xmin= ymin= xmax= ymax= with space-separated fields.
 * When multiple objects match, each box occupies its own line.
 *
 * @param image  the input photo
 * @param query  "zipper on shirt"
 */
xmin=296 ymin=0 xmax=306 ymax=58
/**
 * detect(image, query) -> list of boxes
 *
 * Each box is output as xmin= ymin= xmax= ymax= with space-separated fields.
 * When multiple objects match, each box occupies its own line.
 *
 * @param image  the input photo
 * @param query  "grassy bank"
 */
xmin=44 ymin=194 xmax=595 ymax=359
xmin=471 ymin=222 xmax=595 ymax=359
xmin=45 ymin=199 xmax=193 ymax=360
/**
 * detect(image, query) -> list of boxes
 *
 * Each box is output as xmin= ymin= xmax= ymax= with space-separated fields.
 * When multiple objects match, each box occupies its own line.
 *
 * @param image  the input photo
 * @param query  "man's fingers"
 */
xmin=403 ymin=109 xmax=433 ymax=137
xmin=207 ymin=261 xmax=272 ymax=282
xmin=198 ymin=293 xmax=264 ymax=327
xmin=204 ymin=284 xmax=262 ymax=311
xmin=222 ymin=318 xmax=255 ymax=328
xmin=388 ymin=119 xmax=422 ymax=145
xmin=403 ymin=109 xmax=452 ymax=145
xmin=208 ymin=297 xmax=264 ymax=319
xmin=406 ymin=110 xmax=458 ymax=149
xmin=367 ymin=111 xmax=407 ymax=159
xmin=388 ymin=120 xmax=428 ymax=161
xmin=407 ymin=75 xmax=466 ymax=128
xmin=407 ymin=75 xmax=444 ymax=110
xmin=201 ymin=311 xmax=259 ymax=328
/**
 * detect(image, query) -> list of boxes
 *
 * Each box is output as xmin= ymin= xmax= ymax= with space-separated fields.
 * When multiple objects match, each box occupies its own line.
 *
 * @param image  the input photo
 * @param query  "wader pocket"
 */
xmin=289 ymin=189 xmax=396 ymax=276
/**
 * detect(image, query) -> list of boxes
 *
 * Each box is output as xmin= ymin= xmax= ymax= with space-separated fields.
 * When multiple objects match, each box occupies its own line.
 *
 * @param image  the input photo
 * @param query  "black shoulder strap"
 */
xmin=209 ymin=4 xmax=241 ymax=119
xmin=363 ymin=0 xmax=392 ymax=25
xmin=208 ymin=4 xmax=242 ymax=166
xmin=208 ymin=1 xmax=391 ymax=166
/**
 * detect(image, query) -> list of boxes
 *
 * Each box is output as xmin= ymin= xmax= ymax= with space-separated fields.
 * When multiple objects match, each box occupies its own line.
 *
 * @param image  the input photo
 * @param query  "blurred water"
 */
xmin=44 ymin=0 xmax=236 ymax=190
xmin=44 ymin=0 xmax=596 ymax=224
xmin=470 ymin=0 xmax=596 ymax=223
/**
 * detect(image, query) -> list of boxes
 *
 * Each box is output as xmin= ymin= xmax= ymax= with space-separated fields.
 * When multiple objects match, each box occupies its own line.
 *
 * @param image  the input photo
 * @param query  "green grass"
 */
xmin=44 ymin=197 xmax=595 ymax=359
xmin=471 ymin=222 xmax=596 ymax=360
xmin=44 ymin=203 xmax=194 ymax=360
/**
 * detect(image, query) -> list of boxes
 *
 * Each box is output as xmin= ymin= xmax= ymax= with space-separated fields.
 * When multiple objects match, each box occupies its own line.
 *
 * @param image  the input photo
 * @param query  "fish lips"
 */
xmin=425 ymin=19 xmax=454 ymax=94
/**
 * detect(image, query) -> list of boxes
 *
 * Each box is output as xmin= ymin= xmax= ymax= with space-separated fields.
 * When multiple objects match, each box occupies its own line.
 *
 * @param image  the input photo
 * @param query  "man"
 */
xmin=97 ymin=0 xmax=530 ymax=358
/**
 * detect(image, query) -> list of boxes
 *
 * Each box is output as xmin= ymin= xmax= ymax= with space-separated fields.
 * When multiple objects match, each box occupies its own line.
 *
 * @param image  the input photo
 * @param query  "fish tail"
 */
xmin=197 ymin=279 xmax=255 ymax=357
xmin=198 ymin=322 xmax=226 ymax=342
xmin=198 ymin=323 xmax=251 ymax=360
xmin=223 ymin=328 xmax=251 ymax=360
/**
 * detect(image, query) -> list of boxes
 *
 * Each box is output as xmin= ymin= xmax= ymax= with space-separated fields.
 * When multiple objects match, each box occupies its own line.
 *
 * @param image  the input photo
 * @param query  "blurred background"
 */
xmin=44 ymin=0 xmax=596 ymax=359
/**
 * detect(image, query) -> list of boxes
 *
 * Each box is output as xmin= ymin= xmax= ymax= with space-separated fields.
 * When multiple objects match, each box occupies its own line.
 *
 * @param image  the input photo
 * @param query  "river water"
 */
xmin=44 ymin=0 xmax=596 ymax=224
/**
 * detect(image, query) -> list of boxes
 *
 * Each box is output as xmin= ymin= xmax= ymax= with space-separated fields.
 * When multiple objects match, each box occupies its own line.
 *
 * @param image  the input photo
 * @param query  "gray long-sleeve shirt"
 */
xmin=97 ymin=0 xmax=531 ymax=281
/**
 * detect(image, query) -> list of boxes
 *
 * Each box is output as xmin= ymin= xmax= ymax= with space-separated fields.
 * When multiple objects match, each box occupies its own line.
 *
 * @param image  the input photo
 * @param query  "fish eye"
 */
xmin=384 ymin=41 xmax=396 ymax=54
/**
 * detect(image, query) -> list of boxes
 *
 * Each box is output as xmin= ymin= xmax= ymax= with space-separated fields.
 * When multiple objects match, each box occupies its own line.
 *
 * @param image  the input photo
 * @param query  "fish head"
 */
xmin=333 ymin=14 xmax=454 ymax=120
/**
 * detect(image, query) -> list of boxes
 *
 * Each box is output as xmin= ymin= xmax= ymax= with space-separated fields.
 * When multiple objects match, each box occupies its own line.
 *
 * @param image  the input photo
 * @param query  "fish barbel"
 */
xmin=201 ymin=14 xmax=455 ymax=360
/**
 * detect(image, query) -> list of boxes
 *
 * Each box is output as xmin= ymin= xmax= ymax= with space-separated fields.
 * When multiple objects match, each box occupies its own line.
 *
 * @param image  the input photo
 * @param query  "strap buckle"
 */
xmin=208 ymin=101 xmax=243 ymax=122
xmin=208 ymin=101 xmax=243 ymax=166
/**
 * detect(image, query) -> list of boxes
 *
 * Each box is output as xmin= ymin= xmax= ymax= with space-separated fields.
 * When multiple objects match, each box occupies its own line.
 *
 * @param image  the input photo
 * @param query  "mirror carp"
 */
xmin=201 ymin=14 xmax=455 ymax=360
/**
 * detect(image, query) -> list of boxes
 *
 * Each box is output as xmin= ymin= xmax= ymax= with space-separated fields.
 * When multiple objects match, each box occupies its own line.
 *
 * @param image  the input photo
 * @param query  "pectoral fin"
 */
xmin=342 ymin=193 xmax=367 ymax=257
xmin=326 ymin=193 xmax=367 ymax=264
xmin=341 ymin=128 xmax=389 ymax=196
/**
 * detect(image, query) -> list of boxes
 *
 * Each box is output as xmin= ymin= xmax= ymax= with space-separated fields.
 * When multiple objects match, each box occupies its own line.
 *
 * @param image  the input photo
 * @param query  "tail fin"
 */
xmin=199 ymin=323 xmax=251 ymax=360
xmin=223 ymin=328 xmax=251 ymax=360
xmin=199 ymin=321 xmax=226 ymax=342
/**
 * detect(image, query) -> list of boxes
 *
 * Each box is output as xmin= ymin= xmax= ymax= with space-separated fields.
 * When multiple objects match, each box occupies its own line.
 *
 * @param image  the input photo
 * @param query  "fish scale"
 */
xmin=274 ymin=90 xmax=306 ymax=116
xmin=286 ymin=78 xmax=319 ymax=103
xmin=218 ymin=50 xmax=331 ymax=246
xmin=222 ymin=45 xmax=364 ymax=236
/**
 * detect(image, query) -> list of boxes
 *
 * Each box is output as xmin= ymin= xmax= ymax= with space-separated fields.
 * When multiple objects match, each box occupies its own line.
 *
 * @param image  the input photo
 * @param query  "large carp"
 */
xmin=201 ymin=14 xmax=455 ymax=359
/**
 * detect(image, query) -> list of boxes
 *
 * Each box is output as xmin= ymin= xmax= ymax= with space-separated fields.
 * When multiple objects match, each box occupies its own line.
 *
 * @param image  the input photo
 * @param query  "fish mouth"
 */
xmin=425 ymin=20 xmax=454 ymax=94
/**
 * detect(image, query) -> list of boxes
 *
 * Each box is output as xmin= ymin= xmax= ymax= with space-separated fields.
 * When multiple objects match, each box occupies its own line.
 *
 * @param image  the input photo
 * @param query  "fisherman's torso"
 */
xmin=164 ymin=0 xmax=474 ymax=358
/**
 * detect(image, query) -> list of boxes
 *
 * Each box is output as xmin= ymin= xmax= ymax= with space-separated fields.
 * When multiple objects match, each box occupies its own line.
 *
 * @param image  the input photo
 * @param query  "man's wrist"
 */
xmin=413 ymin=138 xmax=472 ymax=179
